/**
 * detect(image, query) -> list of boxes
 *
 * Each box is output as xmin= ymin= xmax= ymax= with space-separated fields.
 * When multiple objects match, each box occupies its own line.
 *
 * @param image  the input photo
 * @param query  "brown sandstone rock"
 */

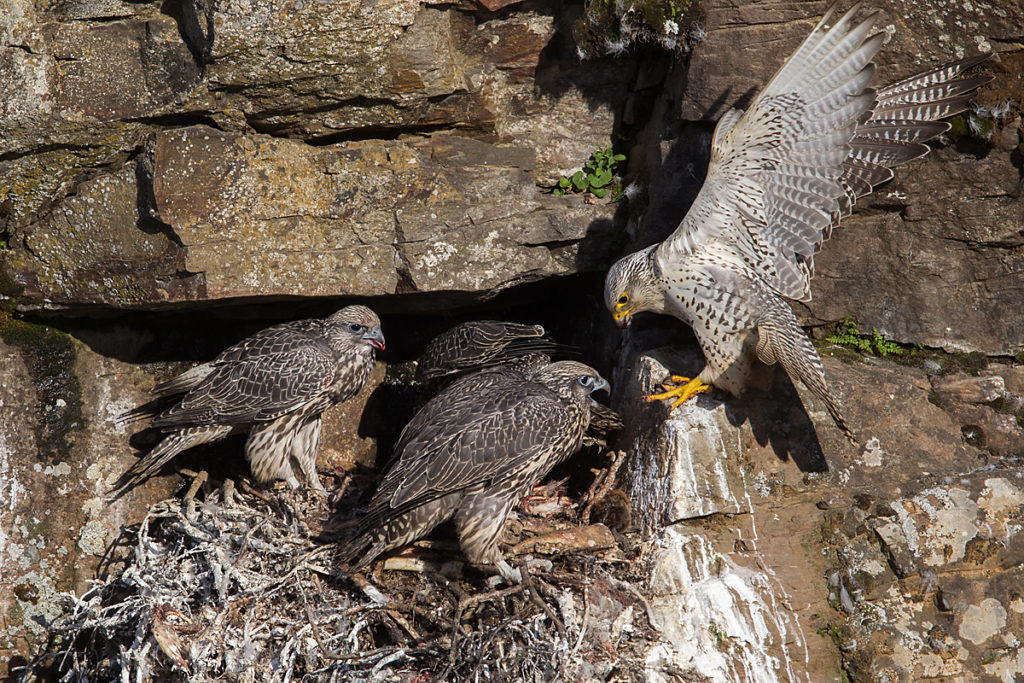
xmin=1 ymin=0 xmax=1022 ymax=676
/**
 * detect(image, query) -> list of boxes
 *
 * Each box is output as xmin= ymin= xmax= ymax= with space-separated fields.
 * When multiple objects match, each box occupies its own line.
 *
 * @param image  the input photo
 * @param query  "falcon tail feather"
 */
xmin=756 ymin=303 xmax=856 ymax=444
xmin=108 ymin=425 xmax=230 ymax=500
xmin=150 ymin=363 xmax=215 ymax=398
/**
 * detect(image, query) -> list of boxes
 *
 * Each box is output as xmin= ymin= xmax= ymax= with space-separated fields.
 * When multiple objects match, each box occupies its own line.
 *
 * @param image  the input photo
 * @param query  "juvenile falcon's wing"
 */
xmin=151 ymin=341 xmax=338 ymax=427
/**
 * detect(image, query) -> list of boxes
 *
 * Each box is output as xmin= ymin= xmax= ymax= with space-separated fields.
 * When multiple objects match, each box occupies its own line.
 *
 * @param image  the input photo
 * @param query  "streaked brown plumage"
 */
xmin=342 ymin=360 xmax=609 ymax=582
xmin=112 ymin=305 xmax=384 ymax=498
xmin=583 ymin=401 xmax=625 ymax=448
xmin=604 ymin=6 xmax=991 ymax=442
xmin=415 ymin=320 xmax=563 ymax=382
xmin=417 ymin=321 xmax=623 ymax=446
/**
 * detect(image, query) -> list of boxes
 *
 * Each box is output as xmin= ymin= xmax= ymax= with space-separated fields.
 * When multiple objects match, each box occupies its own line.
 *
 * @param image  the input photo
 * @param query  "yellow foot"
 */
xmin=644 ymin=375 xmax=712 ymax=409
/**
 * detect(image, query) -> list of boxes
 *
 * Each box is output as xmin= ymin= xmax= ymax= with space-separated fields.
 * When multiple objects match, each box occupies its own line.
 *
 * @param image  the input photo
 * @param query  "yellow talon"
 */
xmin=644 ymin=376 xmax=711 ymax=409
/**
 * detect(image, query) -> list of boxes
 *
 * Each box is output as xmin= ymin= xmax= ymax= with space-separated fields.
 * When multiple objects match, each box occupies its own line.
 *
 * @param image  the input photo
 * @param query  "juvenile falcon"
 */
xmin=604 ymin=5 xmax=990 ymax=441
xmin=416 ymin=320 xmax=623 ymax=444
xmin=111 ymin=305 xmax=384 ymax=497
xmin=342 ymin=359 xmax=609 ymax=582
xmin=415 ymin=320 xmax=561 ymax=382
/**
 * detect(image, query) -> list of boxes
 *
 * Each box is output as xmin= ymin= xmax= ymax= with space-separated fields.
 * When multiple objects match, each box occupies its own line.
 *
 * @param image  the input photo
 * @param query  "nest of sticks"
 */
xmin=25 ymin=452 xmax=659 ymax=682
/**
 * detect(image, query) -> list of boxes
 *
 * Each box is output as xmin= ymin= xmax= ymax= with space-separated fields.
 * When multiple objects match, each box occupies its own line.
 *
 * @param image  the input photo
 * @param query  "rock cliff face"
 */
xmin=1 ymin=0 xmax=1022 ymax=679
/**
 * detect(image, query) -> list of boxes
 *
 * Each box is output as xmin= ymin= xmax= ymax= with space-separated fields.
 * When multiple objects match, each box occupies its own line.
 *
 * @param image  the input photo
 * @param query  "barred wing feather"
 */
xmin=658 ymin=4 xmax=989 ymax=302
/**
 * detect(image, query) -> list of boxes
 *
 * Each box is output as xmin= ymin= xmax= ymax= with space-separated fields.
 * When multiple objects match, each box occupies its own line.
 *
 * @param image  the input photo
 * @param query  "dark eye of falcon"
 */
xmin=349 ymin=323 xmax=365 ymax=332
xmin=578 ymin=375 xmax=593 ymax=387
xmin=617 ymin=294 xmax=628 ymax=305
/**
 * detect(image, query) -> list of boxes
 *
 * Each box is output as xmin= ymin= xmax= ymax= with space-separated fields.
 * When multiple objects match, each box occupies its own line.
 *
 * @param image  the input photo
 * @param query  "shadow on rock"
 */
xmin=723 ymin=370 xmax=829 ymax=473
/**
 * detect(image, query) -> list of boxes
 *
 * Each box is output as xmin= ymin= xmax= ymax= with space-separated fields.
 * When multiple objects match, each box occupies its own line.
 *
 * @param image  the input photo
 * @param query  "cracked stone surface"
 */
xmin=2 ymin=0 xmax=630 ymax=309
xmin=7 ymin=126 xmax=618 ymax=304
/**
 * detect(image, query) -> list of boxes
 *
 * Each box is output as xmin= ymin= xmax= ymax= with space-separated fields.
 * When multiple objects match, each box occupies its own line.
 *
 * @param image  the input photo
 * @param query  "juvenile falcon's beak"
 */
xmin=589 ymin=376 xmax=611 ymax=407
xmin=363 ymin=327 xmax=386 ymax=351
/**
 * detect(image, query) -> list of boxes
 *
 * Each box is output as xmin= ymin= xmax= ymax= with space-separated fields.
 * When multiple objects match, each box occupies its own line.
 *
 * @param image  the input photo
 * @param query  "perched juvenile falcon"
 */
xmin=342 ymin=360 xmax=609 ymax=582
xmin=111 ymin=305 xmax=384 ymax=498
xmin=415 ymin=320 xmax=561 ymax=382
xmin=604 ymin=5 xmax=990 ymax=441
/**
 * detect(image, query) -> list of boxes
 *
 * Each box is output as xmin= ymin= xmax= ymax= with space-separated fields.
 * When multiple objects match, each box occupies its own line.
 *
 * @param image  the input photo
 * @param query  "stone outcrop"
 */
xmin=1 ymin=0 xmax=634 ymax=309
xmin=0 ymin=326 xmax=160 ymax=661
xmin=620 ymin=343 xmax=1023 ymax=681
xmin=7 ymin=128 xmax=617 ymax=305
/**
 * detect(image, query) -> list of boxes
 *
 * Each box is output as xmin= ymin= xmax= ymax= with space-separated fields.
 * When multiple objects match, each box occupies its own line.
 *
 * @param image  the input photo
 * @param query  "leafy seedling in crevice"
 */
xmin=553 ymin=148 xmax=626 ymax=199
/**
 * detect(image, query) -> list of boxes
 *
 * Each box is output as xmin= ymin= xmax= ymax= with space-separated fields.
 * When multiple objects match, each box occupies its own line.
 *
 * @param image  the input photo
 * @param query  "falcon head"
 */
xmin=329 ymin=305 xmax=386 ymax=351
xmin=535 ymin=361 xmax=609 ymax=404
xmin=604 ymin=245 xmax=663 ymax=329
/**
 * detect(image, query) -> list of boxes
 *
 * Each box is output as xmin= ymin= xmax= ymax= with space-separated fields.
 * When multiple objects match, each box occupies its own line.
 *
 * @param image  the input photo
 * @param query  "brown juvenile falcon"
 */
xmin=342 ymin=359 xmax=609 ymax=583
xmin=415 ymin=320 xmax=562 ymax=382
xmin=416 ymin=320 xmax=623 ymax=445
xmin=111 ymin=305 xmax=384 ymax=498
xmin=604 ymin=5 xmax=991 ymax=441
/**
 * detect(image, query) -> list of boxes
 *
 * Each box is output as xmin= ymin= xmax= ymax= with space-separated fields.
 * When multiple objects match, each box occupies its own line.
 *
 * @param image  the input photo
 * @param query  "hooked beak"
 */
xmin=590 ymin=376 xmax=611 ymax=407
xmin=363 ymin=327 xmax=386 ymax=351
xmin=613 ymin=309 xmax=632 ymax=329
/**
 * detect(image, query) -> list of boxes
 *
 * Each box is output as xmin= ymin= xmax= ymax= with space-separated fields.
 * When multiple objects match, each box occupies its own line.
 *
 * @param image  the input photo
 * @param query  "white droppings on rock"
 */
xmin=647 ymin=528 xmax=807 ymax=683
xmin=861 ymin=437 xmax=885 ymax=467
xmin=978 ymin=478 xmax=1024 ymax=515
xmin=887 ymin=486 xmax=980 ymax=567
xmin=77 ymin=520 xmax=112 ymax=556
xmin=984 ymin=646 xmax=1024 ymax=683
xmin=43 ymin=462 xmax=72 ymax=477
xmin=858 ymin=558 xmax=889 ymax=576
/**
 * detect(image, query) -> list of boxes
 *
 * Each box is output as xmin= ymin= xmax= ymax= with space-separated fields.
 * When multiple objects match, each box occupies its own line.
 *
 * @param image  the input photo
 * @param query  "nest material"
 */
xmin=28 ymin=460 xmax=655 ymax=682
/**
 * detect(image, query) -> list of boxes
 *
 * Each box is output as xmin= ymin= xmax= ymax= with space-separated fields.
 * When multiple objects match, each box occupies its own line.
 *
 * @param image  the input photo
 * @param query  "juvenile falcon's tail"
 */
xmin=755 ymin=297 xmax=856 ymax=443
xmin=340 ymin=497 xmax=457 ymax=571
xmin=116 ymin=363 xmax=216 ymax=425
xmin=109 ymin=425 xmax=231 ymax=500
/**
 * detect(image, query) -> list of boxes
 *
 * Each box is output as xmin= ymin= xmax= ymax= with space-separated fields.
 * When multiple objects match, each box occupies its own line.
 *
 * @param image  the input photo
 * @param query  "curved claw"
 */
xmin=644 ymin=376 xmax=711 ymax=409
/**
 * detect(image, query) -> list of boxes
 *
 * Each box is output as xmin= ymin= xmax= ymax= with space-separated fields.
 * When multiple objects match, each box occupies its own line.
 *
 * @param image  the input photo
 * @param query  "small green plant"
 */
xmin=824 ymin=316 xmax=904 ymax=358
xmin=818 ymin=623 xmax=846 ymax=649
xmin=553 ymin=148 xmax=625 ymax=199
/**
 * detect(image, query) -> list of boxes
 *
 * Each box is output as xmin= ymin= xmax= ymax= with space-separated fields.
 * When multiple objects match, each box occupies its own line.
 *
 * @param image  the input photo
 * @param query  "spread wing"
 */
xmin=834 ymin=54 xmax=991 ymax=222
xmin=659 ymin=5 xmax=883 ymax=300
xmin=657 ymin=5 xmax=988 ymax=302
xmin=151 ymin=337 xmax=338 ymax=427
